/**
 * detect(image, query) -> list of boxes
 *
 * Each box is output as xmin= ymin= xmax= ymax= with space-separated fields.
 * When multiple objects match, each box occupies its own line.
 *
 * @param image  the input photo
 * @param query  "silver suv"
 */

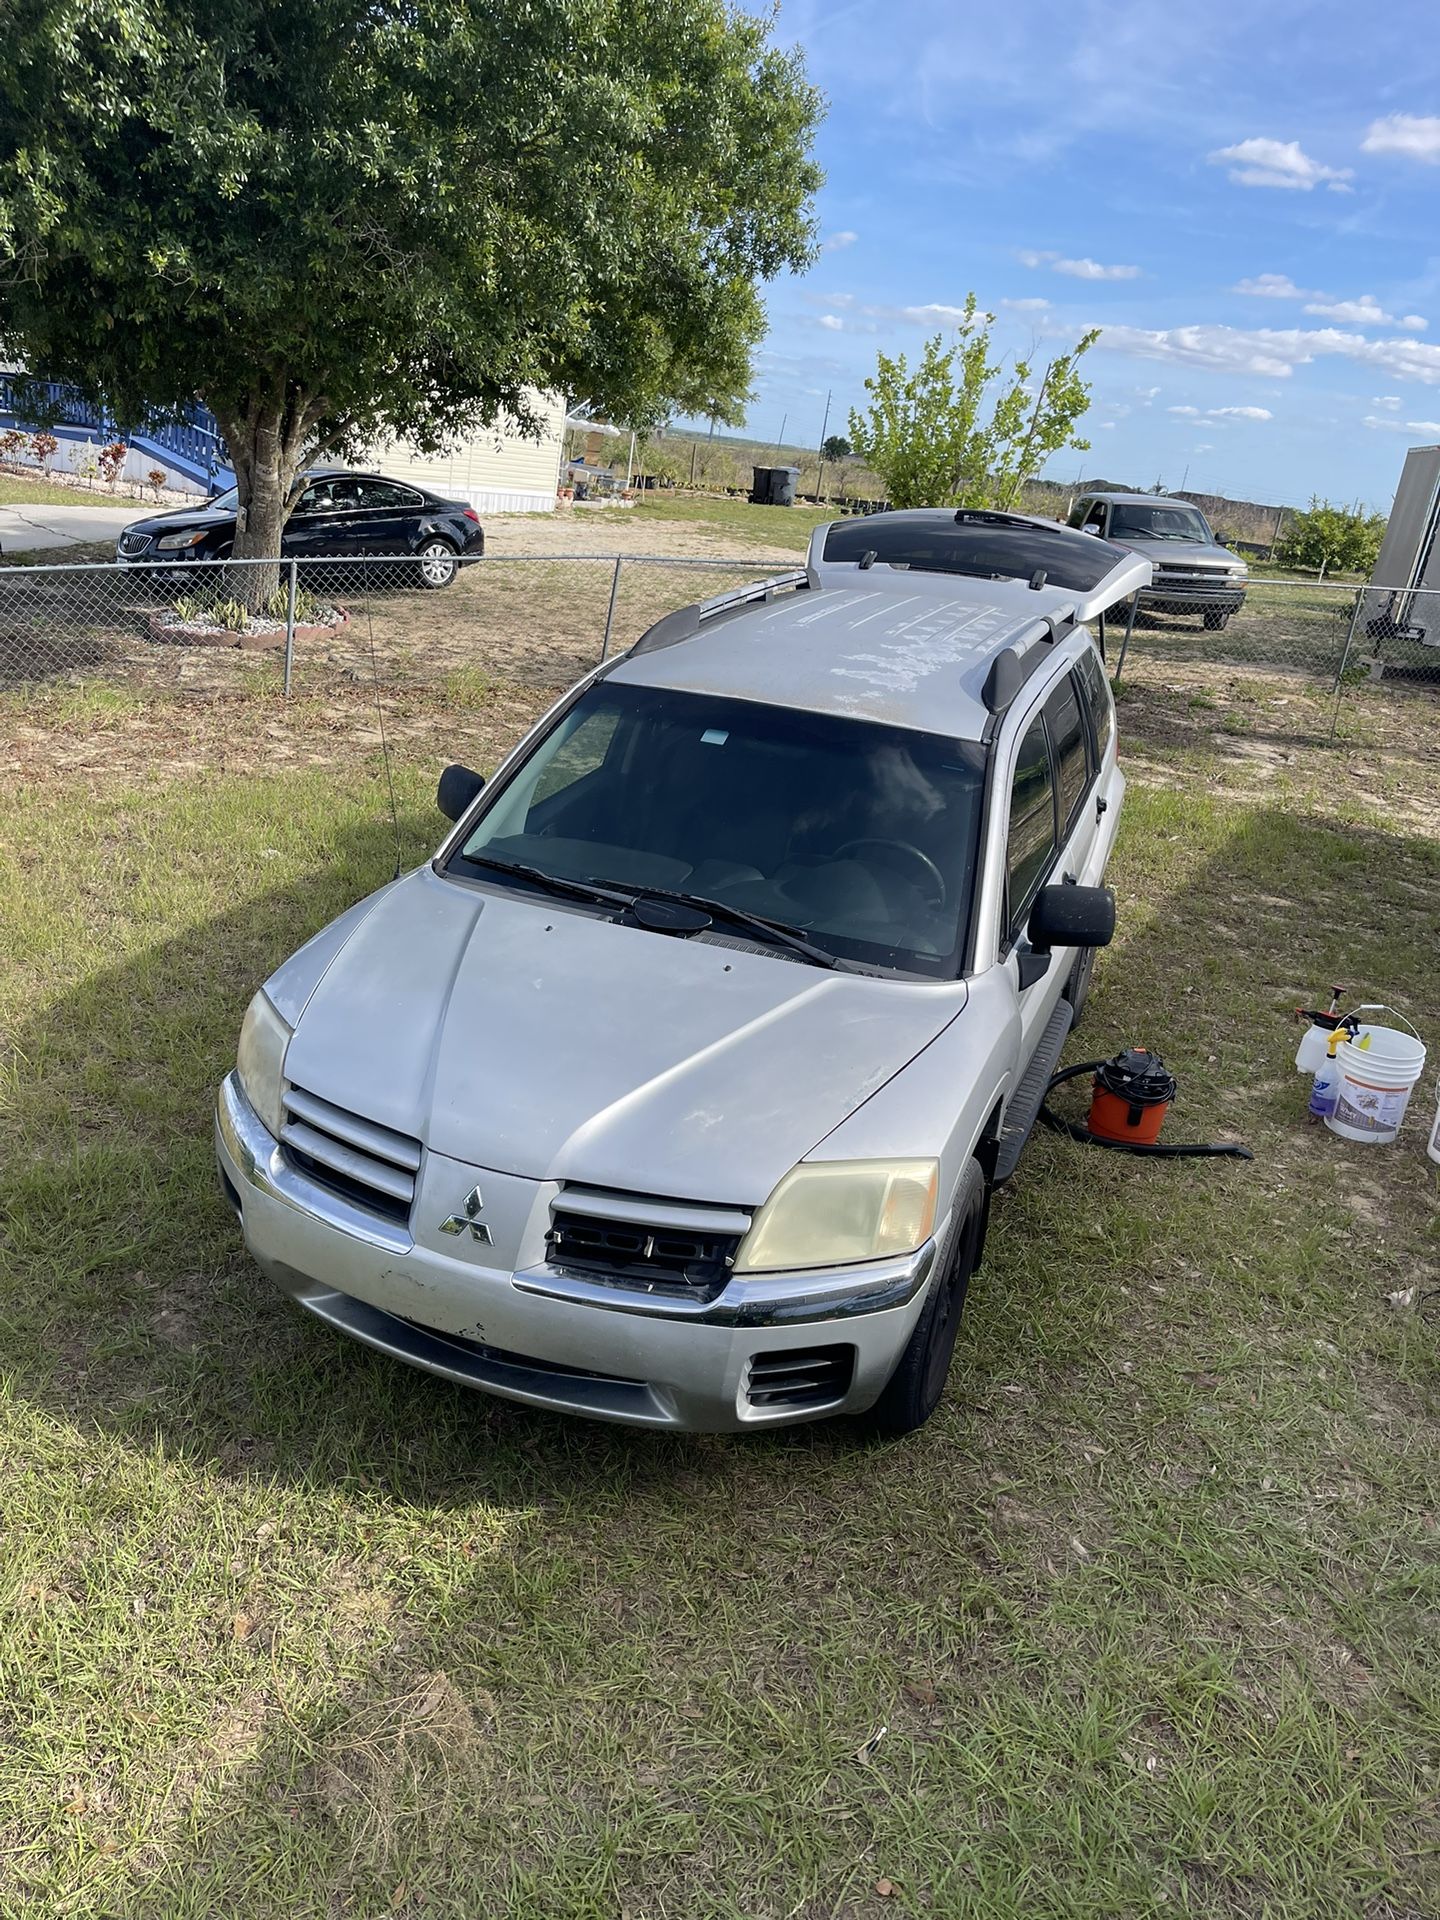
xmin=216 ymin=510 xmax=1149 ymax=1434
xmin=1068 ymin=491 xmax=1247 ymax=630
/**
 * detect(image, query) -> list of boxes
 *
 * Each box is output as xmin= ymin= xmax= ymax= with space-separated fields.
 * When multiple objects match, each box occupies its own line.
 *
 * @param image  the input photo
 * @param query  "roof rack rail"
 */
xmin=629 ymin=568 xmax=809 ymax=655
xmin=980 ymin=614 xmax=1076 ymax=714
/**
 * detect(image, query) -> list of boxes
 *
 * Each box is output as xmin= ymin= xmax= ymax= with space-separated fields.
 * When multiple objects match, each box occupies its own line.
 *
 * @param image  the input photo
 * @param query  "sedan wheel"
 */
xmin=416 ymin=540 xmax=458 ymax=589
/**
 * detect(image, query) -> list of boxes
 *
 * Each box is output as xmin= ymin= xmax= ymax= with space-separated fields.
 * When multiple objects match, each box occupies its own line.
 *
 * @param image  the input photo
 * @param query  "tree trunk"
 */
xmin=206 ymin=382 xmax=330 ymax=610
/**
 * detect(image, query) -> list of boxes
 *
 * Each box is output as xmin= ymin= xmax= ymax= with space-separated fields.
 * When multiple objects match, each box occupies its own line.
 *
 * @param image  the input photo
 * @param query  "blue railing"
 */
xmin=0 ymin=374 xmax=229 ymax=485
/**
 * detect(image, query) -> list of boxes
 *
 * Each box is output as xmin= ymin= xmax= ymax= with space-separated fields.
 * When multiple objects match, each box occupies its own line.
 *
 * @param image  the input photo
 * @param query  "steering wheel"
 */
xmin=835 ymin=837 xmax=947 ymax=909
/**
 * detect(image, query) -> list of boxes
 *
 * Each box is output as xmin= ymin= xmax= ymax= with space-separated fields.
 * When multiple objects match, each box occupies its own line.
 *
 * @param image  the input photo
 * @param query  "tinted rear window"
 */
xmin=823 ymin=514 xmax=1126 ymax=593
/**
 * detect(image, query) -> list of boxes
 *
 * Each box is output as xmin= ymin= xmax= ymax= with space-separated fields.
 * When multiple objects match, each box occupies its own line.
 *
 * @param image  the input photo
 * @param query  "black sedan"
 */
xmin=115 ymin=467 xmax=485 ymax=588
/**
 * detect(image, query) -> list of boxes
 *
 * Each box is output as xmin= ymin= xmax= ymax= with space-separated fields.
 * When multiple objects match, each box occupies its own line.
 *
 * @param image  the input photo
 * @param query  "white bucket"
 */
xmin=1326 ymin=1018 xmax=1427 ymax=1143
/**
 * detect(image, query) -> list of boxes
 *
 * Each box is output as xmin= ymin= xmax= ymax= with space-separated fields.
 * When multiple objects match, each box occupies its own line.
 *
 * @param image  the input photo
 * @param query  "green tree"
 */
xmin=0 ymin=0 xmax=821 ymax=579
xmin=847 ymin=298 xmax=1097 ymax=510
xmin=1276 ymin=498 xmax=1386 ymax=580
xmin=821 ymin=434 xmax=852 ymax=461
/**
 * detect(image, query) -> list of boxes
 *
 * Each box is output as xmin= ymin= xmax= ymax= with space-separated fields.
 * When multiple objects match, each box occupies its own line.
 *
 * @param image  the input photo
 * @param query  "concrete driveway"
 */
xmin=0 ymin=502 xmax=137 ymax=557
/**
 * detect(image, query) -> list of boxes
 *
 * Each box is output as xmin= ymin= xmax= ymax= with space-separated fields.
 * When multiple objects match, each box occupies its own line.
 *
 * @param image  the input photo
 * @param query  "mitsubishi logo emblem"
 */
xmin=439 ymin=1185 xmax=493 ymax=1244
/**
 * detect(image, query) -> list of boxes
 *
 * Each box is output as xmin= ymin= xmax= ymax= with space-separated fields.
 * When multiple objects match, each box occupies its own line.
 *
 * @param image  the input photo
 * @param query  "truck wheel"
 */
xmin=1203 ymin=608 xmax=1230 ymax=630
xmin=860 ymin=1159 xmax=987 ymax=1436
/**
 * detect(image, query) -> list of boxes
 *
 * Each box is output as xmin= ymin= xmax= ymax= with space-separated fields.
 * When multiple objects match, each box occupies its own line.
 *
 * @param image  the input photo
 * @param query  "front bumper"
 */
xmin=1140 ymin=577 xmax=1246 ymax=615
xmin=215 ymin=1074 xmax=935 ymax=1432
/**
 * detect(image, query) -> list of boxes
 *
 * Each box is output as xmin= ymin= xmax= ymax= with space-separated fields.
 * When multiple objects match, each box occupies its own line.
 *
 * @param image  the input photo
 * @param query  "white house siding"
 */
xmin=366 ymin=390 xmax=565 ymax=514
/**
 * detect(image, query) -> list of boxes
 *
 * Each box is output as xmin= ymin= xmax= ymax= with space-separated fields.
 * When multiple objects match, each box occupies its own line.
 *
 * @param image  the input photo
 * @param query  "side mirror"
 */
xmin=437 ymin=763 xmax=485 ymax=822
xmin=1028 ymin=883 xmax=1116 ymax=952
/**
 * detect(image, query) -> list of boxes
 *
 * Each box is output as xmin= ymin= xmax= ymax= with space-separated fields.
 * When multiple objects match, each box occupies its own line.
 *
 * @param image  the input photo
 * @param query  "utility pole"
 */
xmin=774 ymin=412 xmax=787 ymax=454
xmin=815 ymin=388 xmax=832 ymax=501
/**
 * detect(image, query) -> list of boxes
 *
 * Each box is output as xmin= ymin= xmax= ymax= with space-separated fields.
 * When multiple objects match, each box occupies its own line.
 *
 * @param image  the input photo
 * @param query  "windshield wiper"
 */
xmin=457 ymin=852 xmax=635 ymax=910
xmin=619 ymin=883 xmax=864 ymax=972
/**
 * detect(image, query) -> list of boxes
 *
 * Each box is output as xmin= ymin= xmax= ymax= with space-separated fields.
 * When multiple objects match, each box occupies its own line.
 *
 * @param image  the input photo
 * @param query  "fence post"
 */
xmin=1112 ymin=591 xmax=1140 ymax=681
xmin=282 ymin=557 xmax=298 ymax=697
xmin=1328 ymin=588 xmax=1367 ymax=737
xmin=600 ymin=556 xmax=623 ymax=661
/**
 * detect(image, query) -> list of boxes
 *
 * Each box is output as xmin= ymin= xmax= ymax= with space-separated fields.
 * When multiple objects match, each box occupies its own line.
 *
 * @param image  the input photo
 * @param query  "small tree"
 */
xmin=97 ymin=440 xmax=128 ymax=488
xmin=848 ymin=298 xmax=1097 ymax=509
xmin=30 ymin=429 xmax=58 ymax=473
xmin=147 ymin=466 xmax=167 ymax=499
xmin=821 ymin=434 xmax=852 ymax=461
xmin=0 ymin=427 xmax=25 ymax=467
xmin=1276 ymin=498 xmax=1386 ymax=581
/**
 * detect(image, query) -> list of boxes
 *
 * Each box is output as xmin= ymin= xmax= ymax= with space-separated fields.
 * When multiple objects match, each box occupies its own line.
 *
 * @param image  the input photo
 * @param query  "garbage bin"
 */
xmin=749 ymin=465 xmax=801 ymax=506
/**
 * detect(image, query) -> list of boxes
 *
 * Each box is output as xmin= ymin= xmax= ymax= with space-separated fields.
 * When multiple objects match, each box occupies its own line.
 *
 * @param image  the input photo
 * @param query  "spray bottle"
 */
xmin=1308 ymin=1028 xmax=1345 ymax=1124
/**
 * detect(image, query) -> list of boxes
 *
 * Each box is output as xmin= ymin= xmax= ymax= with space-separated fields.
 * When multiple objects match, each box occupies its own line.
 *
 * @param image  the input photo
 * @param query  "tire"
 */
xmin=1065 ymin=943 xmax=1097 ymax=1029
xmin=1202 ymin=608 xmax=1230 ymax=630
xmin=416 ymin=539 xmax=459 ymax=589
xmin=860 ymin=1159 xmax=988 ymax=1436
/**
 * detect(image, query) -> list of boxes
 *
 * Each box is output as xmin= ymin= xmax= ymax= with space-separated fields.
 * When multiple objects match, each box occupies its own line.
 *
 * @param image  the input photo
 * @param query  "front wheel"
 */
xmin=1065 ymin=943 xmax=1097 ymax=1028
xmin=1202 ymin=608 xmax=1231 ymax=631
xmin=860 ymin=1159 xmax=988 ymax=1436
xmin=415 ymin=539 xmax=459 ymax=589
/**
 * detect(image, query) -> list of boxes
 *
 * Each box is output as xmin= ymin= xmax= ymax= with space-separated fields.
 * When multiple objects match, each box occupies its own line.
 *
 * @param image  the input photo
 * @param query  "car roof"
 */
xmin=1083 ymin=491 xmax=1200 ymax=506
xmin=608 ymin=574 xmax=1090 ymax=742
xmin=607 ymin=509 xmax=1149 ymax=742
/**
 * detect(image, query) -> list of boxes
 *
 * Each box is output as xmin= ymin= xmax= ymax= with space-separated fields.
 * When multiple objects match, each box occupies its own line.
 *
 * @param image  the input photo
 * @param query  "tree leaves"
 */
xmin=847 ymin=303 xmax=1097 ymax=511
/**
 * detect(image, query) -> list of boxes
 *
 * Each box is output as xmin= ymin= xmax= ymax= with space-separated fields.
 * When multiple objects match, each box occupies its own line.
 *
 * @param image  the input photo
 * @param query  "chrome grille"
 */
xmin=746 ymin=1345 xmax=855 ymax=1410
xmin=546 ymin=1188 xmax=750 ymax=1301
xmin=280 ymin=1084 xmax=421 ymax=1224
xmin=118 ymin=531 xmax=153 ymax=556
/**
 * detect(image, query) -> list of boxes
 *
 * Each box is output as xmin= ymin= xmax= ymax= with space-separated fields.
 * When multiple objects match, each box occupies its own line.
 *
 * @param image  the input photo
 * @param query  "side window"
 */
xmin=295 ymin=481 xmax=332 ymax=513
xmin=1067 ymin=498 xmax=1091 ymax=530
xmin=1045 ymin=677 xmax=1090 ymax=839
xmin=1005 ymin=713 xmax=1057 ymax=941
xmin=356 ymin=478 xmax=423 ymax=509
xmin=1073 ymin=644 xmax=1114 ymax=768
xmin=1084 ymin=501 xmax=1107 ymax=533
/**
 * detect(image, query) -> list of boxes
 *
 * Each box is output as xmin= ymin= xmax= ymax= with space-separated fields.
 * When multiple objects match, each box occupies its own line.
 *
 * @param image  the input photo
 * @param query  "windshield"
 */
xmin=443 ymin=682 xmax=986 ymax=977
xmin=1109 ymin=503 xmax=1212 ymax=543
xmin=206 ymin=485 xmax=240 ymax=511
xmin=823 ymin=513 xmax=1125 ymax=591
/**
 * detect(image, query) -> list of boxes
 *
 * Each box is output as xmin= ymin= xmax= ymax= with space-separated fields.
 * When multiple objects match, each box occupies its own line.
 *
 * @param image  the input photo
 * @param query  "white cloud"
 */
xmin=1305 ymin=294 xmax=1393 ymax=325
xmin=1018 ymin=248 xmax=1140 ymax=280
xmin=1372 ymin=395 xmax=1402 ymax=409
xmin=1233 ymin=273 xmax=1311 ymax=299
xmin=816 ymin=314 xmax=844 ymax=331
xmin=1100 ymin=421 xmax=1116 ymax=430
xmin=1090 ymin=320 xmax=1440 ymax=385
xmin=820 ymin=230 xmax=858 ymax=253
xmin=1001 ymin=296 xmax=1051 ymax=312
xmin=1167 ymin=402 xmax=1271 ymax=422
xmin=1192 ymin=443 xmax=1216 ymax=452
xmin=1401 ymin=315 xmax=1429 ymax=332
xmin=1363 ymin=414 xmax=1440 ymax=433
xmin=1137 ymin=386 xmax=1161 ymax=399
xmin=1208 ymin=137 xmax=1354 ymax=192
xmin=1362 ymin=114 xmax=1440 ymax=164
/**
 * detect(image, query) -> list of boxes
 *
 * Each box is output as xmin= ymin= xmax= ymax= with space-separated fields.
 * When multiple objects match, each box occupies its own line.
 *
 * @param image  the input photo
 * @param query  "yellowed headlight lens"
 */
xmin=733 ymin=1159 xmax=939 ymax=1274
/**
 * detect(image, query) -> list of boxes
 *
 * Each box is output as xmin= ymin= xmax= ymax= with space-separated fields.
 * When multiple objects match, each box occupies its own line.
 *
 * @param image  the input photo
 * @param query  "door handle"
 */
xmin=1095 ymin=795 xmax=1108 ymax=821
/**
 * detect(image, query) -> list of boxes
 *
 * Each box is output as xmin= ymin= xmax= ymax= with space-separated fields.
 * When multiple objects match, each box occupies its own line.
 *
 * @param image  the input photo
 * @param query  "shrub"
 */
xmin=147 ymin=467 xmax=168 ymax=498
xmin=30 ymin=430 xmax=59 ymax=472
xmin=97 ymin=441 xmax=128 ymax=487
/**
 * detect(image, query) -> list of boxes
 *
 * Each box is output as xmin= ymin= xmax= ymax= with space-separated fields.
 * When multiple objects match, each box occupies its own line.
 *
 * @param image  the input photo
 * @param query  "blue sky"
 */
xmin=723 ymin=0 xmax=1440 ymax=510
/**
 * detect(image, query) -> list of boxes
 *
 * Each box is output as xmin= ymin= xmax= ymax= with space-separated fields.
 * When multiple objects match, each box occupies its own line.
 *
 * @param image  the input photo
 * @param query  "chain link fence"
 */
xmin=1108 ymin=572 xmax=1440 ymax=699
xmin=3 ymin=551 xmax=1439 ymax=712
xmin=0 ymin=552 xmax=790 ymax=699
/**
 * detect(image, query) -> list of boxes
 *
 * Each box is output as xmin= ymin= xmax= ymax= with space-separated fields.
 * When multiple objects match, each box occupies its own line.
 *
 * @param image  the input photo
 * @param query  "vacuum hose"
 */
xmin=1039 ymin=1058 xmax=1254 ymax=1160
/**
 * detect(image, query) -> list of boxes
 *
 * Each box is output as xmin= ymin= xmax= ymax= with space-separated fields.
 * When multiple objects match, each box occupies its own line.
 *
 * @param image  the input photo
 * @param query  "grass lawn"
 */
xmin=0 ymin=472 xmax=122 ymax=511
xmin=1 ymin=670 xmax=1438 ymax=1918
xmin=627 ymin=491 xmax=833 ymax=553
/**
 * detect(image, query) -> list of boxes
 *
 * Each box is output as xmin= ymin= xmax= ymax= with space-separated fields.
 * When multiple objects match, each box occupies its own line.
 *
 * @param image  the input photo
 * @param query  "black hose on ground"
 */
xmin=1039 ymin=1058 xmax=1254 ymax=1160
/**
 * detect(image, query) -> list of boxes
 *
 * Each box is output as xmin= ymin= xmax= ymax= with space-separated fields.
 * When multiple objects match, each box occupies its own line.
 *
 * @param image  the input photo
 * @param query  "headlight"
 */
xmin=236 ymin=990 xmax=292 ymax=1139
xmin=733 ymin=1158 xmax=939 ymax=1274
xmin=155 ymin=528 xmax=207 ymax=552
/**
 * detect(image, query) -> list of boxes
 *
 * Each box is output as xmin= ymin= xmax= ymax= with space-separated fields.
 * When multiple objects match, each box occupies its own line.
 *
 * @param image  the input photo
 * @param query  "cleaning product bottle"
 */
xmin=1308 ymin=1030 xmax=1344 ymax=1123
xmin=1428 ymin=1081 xmax=1440 ymax=1167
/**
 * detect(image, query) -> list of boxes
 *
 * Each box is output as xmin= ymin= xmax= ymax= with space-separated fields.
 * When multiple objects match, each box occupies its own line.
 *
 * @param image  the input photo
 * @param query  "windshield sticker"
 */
xmin=701 ymin=728 xmax=729 ymax=745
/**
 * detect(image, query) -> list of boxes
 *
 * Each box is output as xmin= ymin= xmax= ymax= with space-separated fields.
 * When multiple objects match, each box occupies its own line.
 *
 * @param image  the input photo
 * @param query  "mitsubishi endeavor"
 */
xmin=216 ymin=510 xmax=1149 ymax=1434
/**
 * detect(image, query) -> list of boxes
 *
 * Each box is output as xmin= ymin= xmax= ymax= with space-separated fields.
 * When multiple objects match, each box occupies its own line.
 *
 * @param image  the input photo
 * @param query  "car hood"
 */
xmin=280 ymin=867 xmax=965 ymax=1203
xmin=124 ymin=505 xmax=236 ymax=535
xmin=1108 ymin=535 xmax=1241 ymax=569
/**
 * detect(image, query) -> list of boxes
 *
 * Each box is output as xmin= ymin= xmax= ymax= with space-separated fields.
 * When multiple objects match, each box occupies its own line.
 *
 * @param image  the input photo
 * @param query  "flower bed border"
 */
xmin=145 ymin=606 xmax=351 ymax=652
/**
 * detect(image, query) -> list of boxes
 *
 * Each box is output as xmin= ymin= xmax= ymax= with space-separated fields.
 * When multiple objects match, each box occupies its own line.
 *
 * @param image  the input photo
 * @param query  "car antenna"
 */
xmin=362 ymin=589 xmax=404 ymax=879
